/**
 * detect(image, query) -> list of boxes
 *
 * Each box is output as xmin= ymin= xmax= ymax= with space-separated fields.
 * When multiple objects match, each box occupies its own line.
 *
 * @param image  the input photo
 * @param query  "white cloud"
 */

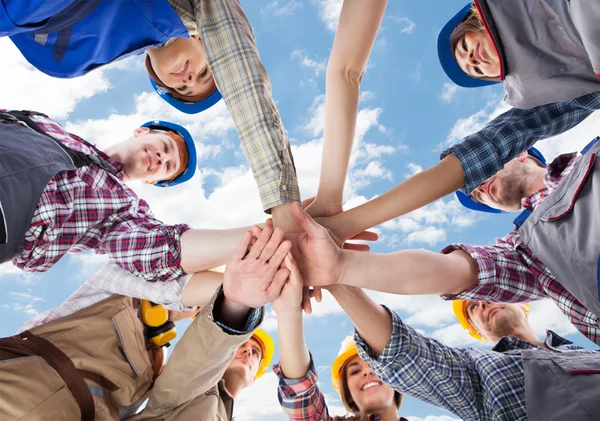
xmin=0 ymin=38 xmax=111 ymax=119
xmin=291 ymin=50 xmax=327 ymax=76
xmin=405 ymin=162 xmax=423 ymax=177
xmin=440 ymin=83 xmax=459 ymax=104
xmin=388 ymin=16 xmax=416 ymax=34
xmin=404 ymin=227 xmax=446 ymax=246
xmin=3 ymin=302 xmax=39 ymax=316
xmin=528 ymin=299 xmax=578 ymax=339
xmin=8 ymin=291 xmax=43 ymax=302
xmin=233 ymin=373 xmax=288 ymax=421
xmin=313 ymin=0 xmax=343 ymax=31
xmin=261 ymin=0 xmax=303 ymax=17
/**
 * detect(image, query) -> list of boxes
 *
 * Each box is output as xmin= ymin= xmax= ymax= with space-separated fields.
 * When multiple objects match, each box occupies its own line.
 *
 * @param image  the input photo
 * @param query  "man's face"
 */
xmin=466 ymin=300 xmax=528 ymax=342
xmin=121 ymin=128 xmax=184 ymax=184
xmin=470 ymin=153 xmax=542 ymax=212
xmin=226 ymin=338 xmax=263 ymax=386
xmin=146 ymin=36 xmax=217 ymax=99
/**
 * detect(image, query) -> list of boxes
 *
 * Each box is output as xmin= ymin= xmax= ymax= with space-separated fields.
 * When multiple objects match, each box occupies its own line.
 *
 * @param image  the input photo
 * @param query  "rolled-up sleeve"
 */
xmin=196 ymin=0 xmax=300 ymax=212
xmin=442 ymin=91 xmax=600 ymax=194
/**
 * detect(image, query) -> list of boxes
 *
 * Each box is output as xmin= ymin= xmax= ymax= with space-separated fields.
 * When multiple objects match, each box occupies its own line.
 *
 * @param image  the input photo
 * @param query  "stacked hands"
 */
xmin=223 ymin=200 xmax=378 ymax=315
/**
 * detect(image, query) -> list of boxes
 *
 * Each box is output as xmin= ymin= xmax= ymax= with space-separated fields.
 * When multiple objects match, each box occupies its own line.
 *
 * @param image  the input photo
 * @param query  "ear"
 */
xmin=134 ymin=127 xmax=150 ymax=138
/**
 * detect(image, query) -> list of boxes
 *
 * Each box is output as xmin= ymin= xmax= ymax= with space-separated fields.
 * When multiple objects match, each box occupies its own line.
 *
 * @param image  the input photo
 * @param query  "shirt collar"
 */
xmin=492 ymin=330 xmax=574 ymax=353
xmin=521 ymin=153 xmax=579 ymax=211
xmin=96 ymin=148 xmax=125 ymax=179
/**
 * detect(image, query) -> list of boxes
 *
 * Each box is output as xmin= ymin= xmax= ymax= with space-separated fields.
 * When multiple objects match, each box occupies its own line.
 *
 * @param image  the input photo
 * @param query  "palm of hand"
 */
xmin=287 ymin=230 xmax=342 ymax=287
xmin=224 ymin=259 xmax=276 ymax=308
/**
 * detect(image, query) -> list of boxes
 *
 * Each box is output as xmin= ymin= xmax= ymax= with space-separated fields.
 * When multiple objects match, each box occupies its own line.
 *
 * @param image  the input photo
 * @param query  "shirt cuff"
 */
xmin=212 ymin=289 xmax=263 ymax=335
xmin=259 ymin=153 xmax=301 ymax=213
xmin=440 ymin=244 xmax=498 ymax=300
xmin=273 ymin=354 xmax=318 ymax=398
xmin=354 ymin=306 xmax=410 ymax=366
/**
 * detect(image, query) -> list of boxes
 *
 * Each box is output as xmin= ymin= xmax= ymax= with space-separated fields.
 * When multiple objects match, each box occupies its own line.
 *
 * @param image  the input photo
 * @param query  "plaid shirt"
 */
xmin=9 ymin=112 xmax=190 ymax=284
xmin=274 ymin=358 xmax=407 ymax=421
xmin=442 ymin=153 xmax=600 ymax=345
xmin=442 ymin=90 xmax=600 ymax=194
xmin=355 ymin=307 xmax=595 ymax=421
xmin=168 ymin=0 xmax=300 ymax=212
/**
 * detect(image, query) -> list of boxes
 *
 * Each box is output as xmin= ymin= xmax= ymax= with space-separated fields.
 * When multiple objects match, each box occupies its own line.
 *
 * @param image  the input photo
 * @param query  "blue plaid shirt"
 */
xmin=442 ymin=91 xmax=600 ymax=194
xmin=355 ymin=307 xmax=597 ymax=421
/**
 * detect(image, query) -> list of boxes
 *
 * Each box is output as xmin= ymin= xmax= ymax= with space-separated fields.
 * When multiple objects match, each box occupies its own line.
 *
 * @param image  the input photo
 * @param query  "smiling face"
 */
xmin=108 ymin=128 xmax=185 ymax=184
xmin=343 ymin=356 xmax=396 ymax=414
xmin=466 ymin=301 xmax=529 ymax=342
xmin=454 ymin=30 xmax=501 ymax=79
xmin=146 ymin=36 xmax=217 ymax=100
xmin=225 ymin=338 xmax=263 ymax=386
xmin=470 ymin=152 xmax=546 ymax=212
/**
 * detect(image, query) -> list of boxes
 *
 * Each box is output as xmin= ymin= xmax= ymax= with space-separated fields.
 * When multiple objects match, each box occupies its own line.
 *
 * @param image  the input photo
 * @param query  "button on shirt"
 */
xmin=442 ymin=152 xmax=600 ymax=346
xmin=355 ymin=307 xmax=596 ymax=421
xmin=442 ymin=91 xmax=600 ymax=194
xmin=10 ymin=112 xmax=190 ymax=284
xmin=168 ymin=0 xmax=300 ymax=212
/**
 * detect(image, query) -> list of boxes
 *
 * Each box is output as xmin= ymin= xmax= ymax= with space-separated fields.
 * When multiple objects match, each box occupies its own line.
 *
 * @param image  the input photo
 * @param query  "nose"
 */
xmin=183 ymin=72 xmax=196 ymax=87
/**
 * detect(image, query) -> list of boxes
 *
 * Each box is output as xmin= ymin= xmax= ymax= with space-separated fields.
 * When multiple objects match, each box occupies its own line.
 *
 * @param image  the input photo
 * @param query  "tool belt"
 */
xmin=0 ymin=330 xmax=118 ymax=420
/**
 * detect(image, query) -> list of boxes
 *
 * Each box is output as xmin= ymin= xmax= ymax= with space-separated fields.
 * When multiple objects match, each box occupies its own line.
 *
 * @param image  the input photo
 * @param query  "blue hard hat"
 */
xmin=437 ymin=3 xmax=499 ymax=88
xmin=149 ymin=78 xmax=222 ymax=115
xmin=456 ymin=147 xmax=546 ymax=213
xmin=140 ymin=120 xmax=197 ymax=187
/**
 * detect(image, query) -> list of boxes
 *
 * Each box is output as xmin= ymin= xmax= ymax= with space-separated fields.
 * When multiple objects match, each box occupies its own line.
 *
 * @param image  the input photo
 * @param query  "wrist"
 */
xmin=275 ymin=308 xmax=303 ymax=322
xmin=222 ymin=295 xmax=251 ymax=317
xmin=336 ymin=249 xmax=352 ymax=286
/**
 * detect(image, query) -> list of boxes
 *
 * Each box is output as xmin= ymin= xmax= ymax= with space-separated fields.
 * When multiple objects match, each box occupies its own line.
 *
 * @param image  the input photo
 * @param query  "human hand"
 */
xmin=286 ymin=202 xmax=345 ymax=287
xmin=304 ymin=196 xmax=343 ymax=219
xmin=223 ymin=225 xmax=291 ymax=308
xmin=271 ymin=254 xmax=304 ymax=315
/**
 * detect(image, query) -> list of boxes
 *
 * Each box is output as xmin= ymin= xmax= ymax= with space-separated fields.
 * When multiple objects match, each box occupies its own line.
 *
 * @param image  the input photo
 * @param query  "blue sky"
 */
xmin=1 ymin=1 xmax=600 ymax=420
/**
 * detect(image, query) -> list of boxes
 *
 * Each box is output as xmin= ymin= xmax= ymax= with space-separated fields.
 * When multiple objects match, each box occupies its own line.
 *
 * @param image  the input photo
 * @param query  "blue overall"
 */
xmin=0 ymin=0 xmax=188 ymax=78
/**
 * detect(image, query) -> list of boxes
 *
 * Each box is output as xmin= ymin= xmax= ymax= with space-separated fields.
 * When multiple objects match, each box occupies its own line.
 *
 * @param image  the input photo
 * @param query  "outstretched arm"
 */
xmin=307 ymin=0 xmax=388 ymax=218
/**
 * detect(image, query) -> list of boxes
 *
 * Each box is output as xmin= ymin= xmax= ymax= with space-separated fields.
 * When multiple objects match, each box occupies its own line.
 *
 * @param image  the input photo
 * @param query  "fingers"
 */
xmin=312 ymin=286 xmax=323 ymax=303
xmin=251 ymin=225 xmax=263 ymax=238
xmin=233 ymin=231 xmax=253 ymax=261
xmin=258 ymin=227 xmax=285 ymax=262
xmin=343 ymin=243 xmax=370 ymax=252
xmin=301 ymin=287 xmax=313 ymax=314
xmin=265 ymin=218 xmax=273 ymax=227
xmin=266 ymin=268 xmax=289 ymax=302
xmin=246 ymin=224 xmax=273 ymax=260
xmin=267 ymin=239 xmax=292 ymax=269
xmin=284 ymin=254 xmax=302 ymax=287
xmin=301 ymin=197 xmax=315 ymax=208
xmin=350 ymin=230 xmax=379 ymax=242
xmin=291 ymin=202 xmax=322 ymax=236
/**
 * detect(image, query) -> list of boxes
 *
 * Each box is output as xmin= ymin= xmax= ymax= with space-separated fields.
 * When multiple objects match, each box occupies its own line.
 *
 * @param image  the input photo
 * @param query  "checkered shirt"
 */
xmin=274 ymin=358 xmax=407 ymax=421
xmin=168 ymin=0 xmax=300 ymax=212
xmin=442 ymin=153 xmax=600 ymax=345
xmin=355 ymin=307 xmax=595 ymax=421
xmin=8 ymin=112 xmax=190 ymax=284
xmin=442 ymin=90 xmax=600 ymax=194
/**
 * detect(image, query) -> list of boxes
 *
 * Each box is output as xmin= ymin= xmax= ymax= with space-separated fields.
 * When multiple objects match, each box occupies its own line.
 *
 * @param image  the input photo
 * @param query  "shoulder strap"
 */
xmin=4 ymin=110 xmax=117 ymax=175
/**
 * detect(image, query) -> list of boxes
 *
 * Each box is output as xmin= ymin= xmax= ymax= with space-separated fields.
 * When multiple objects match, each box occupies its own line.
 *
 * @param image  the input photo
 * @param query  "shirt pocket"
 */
xmin=540 ymin=153 xmax=596 ymax=222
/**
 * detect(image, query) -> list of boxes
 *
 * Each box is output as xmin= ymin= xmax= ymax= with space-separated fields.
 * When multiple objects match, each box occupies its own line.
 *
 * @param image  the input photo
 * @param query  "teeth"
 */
xmin=175 ymin=62 xmax=186 ymax=74
xmin=361 ymin=382 xmax=380 ymax=391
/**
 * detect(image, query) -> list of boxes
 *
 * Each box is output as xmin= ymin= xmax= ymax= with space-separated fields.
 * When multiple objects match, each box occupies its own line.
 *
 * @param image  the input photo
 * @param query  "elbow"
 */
xmin=327 ymin=65 xmax=365 ymax=88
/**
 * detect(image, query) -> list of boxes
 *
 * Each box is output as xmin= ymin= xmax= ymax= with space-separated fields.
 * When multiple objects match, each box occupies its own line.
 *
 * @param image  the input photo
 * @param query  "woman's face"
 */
xmin=344 ymin=356 xmax=396 ymax=413
xmin=454 ymin=30 xmax=500 ymax=78
xmin=147 ymin=36 xmax=216 ymax=98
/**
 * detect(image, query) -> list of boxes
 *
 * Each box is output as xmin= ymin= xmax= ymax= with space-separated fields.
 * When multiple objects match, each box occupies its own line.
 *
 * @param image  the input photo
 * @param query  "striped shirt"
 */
xmin=443 ymin=91 xmax=600 ymax=194
xmin=442 ymin=153 xmax=600 ymax=345
xmin=355 ymin=307 xmax=595 ymax=421
xmin=168 ymin=0 xmax=300 ymax=211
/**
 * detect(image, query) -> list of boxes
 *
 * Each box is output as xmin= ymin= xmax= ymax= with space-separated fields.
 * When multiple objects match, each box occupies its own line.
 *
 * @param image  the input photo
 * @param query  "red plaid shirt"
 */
xmin=442 ymin=153 xmax=600 ymax=345
xmin=9 ymin=112 xmax=190 ymax=283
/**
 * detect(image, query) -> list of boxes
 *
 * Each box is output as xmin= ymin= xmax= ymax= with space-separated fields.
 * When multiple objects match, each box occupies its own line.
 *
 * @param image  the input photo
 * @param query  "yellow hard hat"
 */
xmin=452 ymin=300 xmax=531 ymax=341
xmin=331 ymin=336 xmax=359 ymax=393
xmin=251 ymin=328 xmax=274 ymax=379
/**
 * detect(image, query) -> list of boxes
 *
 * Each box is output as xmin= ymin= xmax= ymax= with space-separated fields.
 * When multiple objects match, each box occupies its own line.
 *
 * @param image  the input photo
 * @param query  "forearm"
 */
xmin=181 ymin=271 xmax=224 ymax=308
xmin=276 ymin=310 xmax=311 ymax=379
xmin=213 ymin=293 xmax=251 ymax=332
xmin=272 ymin=202 xmax=302 ymax=234
xmin=316 ymin=0 xmax=387 ymax=206
xmin=335 ymin=154 xmax=464 ymax=239
xmin=328 ymin=285 xmax=391 ymax=355
xmin=179 ymin=227 xmax=252 ymax=273
xmin=337 ymin=248 xmax=478 ymax=296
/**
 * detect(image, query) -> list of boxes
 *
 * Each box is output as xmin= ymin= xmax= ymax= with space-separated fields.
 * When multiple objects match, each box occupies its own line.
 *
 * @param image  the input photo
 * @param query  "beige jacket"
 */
xmin=128 ymin=294 xmax=261 ymax=421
